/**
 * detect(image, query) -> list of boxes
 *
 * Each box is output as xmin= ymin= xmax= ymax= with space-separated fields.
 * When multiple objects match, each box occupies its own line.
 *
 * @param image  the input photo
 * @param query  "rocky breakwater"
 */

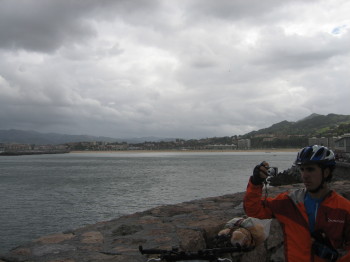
xmin=1 ymin=180 xmax=350 ymax=262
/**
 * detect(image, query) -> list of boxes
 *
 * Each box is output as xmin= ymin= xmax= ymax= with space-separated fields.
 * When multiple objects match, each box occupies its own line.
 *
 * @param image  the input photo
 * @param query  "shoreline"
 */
xmin=70 ymin=148 xmax=299 ymax=154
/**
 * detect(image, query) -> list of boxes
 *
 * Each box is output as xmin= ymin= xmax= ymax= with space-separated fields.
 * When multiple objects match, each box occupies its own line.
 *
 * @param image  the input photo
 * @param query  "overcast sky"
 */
xmin=0 ymin=0 xmax=349 ymax=139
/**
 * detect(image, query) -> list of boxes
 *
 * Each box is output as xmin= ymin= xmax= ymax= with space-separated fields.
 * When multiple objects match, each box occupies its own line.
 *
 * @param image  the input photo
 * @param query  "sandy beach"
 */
xmin=70 ymin=148 xmax=299 ymax=154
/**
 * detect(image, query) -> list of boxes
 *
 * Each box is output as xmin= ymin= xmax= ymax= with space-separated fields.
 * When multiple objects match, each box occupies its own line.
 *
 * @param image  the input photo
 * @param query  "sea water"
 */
xmin=0 ymin=151 xmax=296 ymax=253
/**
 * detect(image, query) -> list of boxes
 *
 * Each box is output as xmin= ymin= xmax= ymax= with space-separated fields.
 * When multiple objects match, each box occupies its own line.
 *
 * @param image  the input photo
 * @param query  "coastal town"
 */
xmin=1 ymin=134 xmax=350 ymax=162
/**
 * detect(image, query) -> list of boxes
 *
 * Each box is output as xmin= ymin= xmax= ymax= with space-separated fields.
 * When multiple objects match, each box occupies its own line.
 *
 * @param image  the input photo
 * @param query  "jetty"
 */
xmin=0 ymin=150 xmax=70 ymax=156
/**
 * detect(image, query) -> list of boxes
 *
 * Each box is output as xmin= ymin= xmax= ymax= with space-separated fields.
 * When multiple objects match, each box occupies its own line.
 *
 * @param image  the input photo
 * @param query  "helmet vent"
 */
xmin=314 ymin=147 xmax=325 ymax=160
xmin=302 ymin=147 xmax=313 ymax=159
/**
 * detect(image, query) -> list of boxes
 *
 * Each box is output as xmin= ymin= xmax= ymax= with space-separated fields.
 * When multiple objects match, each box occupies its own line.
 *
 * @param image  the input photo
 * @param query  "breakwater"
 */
xmin=333 ymin=162 xmax=350 ymax=180
xmin=1 ymin=178 xmax=350 ymax=262
xmin=0 ymin=150 xmax=70 ymax=156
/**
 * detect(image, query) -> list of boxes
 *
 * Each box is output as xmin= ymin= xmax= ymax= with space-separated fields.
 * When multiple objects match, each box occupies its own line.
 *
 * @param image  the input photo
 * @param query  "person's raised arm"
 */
xmin=244 ymin=162 xmax=273 ymax=219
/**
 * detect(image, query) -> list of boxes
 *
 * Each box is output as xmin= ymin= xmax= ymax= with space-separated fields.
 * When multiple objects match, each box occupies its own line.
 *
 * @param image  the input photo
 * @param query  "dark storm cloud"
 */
xmin=0 ymin=0 xmax=162 ymax=52
xmin=0 ymin=1 xmax=94 ymax=52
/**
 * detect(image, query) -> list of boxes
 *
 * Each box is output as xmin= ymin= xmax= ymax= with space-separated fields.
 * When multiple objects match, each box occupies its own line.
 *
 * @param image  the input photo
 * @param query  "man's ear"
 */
xmin=323 ymin=167 xmax=330 ymax=179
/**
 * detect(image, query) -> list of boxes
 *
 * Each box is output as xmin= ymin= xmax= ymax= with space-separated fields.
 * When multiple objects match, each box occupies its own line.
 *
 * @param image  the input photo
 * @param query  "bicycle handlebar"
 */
xmin=139 ymin=245 xmax=254 ymax=261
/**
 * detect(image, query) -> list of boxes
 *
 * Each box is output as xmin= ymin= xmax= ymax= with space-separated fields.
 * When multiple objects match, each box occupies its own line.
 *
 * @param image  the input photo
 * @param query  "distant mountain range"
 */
xmin=243 ymin=113 xmax=350 ymax=138
xmin=0 ymin=129 xmax=116 ymax=145
xmin=1 ymin=113 xmax=350 ymax=145
xmin=0 ymin=129 xmax=175 ymax=145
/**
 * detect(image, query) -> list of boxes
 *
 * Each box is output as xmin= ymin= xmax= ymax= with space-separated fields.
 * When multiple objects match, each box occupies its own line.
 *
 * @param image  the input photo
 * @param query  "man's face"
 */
xmin=300 ymin=164 xmax=323 ymax=191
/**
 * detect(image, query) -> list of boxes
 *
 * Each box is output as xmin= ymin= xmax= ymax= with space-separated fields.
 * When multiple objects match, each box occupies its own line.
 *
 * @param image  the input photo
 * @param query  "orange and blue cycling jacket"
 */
xmin=244 ymin=178 xmax=350 ymax=262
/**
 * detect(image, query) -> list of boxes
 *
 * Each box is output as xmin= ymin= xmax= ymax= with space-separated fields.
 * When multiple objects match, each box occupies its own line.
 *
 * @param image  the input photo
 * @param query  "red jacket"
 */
xmin=244 ymin=179 xmax=350 ymax=262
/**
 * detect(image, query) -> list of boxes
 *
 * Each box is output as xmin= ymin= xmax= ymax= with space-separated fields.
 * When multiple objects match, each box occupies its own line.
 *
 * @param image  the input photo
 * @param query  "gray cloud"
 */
xmin=0 ymin=0 xmax=349 ymax=139
xmin=0 ymin=1 xmax=94 ymax=52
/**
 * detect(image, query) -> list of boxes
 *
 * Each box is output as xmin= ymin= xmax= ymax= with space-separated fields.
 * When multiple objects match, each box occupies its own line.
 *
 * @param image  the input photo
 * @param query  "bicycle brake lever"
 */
xmin=146 ymin=258 xmax=161 ymax=262
xmin=218 ymin=258 xmax=233 ymax=262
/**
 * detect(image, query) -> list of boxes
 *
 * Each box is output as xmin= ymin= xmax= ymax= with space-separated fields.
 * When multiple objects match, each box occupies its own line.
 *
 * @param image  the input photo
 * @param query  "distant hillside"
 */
xmin=0 ymin=130 xmax=118 ymax=145
xmin=0 ymin=129 xmax=176 ymax=145
xmin=244 ymin=113 xmax=350 ymax=138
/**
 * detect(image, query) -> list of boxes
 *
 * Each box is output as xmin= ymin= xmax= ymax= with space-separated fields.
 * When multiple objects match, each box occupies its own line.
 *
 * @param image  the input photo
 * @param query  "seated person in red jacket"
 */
xmin=244 ymin=145 xmax=350 ymax=262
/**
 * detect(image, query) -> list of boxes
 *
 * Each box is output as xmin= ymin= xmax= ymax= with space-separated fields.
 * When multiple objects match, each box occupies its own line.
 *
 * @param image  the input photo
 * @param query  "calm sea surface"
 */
xmin=0 ymin=151 xmax=296 ymax=253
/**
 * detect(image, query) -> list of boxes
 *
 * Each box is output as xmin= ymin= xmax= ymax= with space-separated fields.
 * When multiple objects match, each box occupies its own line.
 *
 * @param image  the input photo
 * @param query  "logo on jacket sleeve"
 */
xmin=327 ymin=218 xmax=345 ymax=223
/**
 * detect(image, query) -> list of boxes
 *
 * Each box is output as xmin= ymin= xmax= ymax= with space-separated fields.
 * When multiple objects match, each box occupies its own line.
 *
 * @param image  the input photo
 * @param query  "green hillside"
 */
xmin=244 ymin=113 xmax=350 ymax=138
xmin=242 ymin=113 xmax=350 ymax=148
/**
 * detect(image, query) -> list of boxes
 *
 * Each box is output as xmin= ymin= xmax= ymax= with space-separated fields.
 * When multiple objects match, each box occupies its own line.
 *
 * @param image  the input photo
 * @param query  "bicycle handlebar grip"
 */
xmin=139 ymin=245 xmax=168 ymax=254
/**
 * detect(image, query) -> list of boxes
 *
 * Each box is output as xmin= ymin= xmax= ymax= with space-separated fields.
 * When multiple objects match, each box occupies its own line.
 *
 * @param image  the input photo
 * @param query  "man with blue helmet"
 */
xmin=296 ymin=145 xmax=336 ymax=195
xmin=244 ymin=145 xmax=350 ymax=261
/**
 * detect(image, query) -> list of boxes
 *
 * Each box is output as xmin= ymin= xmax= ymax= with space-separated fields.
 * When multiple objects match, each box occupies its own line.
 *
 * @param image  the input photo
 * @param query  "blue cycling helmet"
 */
xmin=295 ymin=145 xmax=336 ymax=167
